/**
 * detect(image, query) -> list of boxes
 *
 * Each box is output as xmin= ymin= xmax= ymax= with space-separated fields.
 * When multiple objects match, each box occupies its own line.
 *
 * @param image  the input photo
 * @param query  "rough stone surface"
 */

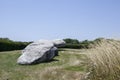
xmin=52 ymin=39 xmax=66 ymax=47
xmin=17 ymin=39 xmax=65 ymax=65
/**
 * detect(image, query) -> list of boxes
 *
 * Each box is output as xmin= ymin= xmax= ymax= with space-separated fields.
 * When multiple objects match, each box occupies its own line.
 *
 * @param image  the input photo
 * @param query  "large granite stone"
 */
xmin=17 ymin=39 xmax=65 ymax=65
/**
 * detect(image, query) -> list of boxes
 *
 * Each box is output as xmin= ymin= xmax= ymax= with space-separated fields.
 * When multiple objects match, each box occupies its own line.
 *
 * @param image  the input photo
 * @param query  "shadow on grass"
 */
xmin=42 ymin=59 xmax=59 ymax=63
xmin=19 ymin=59 xmax=59 ymax=66
xmin=58 ymin=48 xmax=67 ymax=51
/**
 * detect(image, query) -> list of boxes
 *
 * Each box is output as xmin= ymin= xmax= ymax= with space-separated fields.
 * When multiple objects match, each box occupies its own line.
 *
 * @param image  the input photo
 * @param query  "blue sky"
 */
xmin=0 ymin=0 xmax=120 ymax=41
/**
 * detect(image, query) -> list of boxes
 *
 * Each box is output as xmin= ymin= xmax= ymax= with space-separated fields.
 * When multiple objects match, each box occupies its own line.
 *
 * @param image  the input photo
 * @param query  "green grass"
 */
xmin=0 ymin=49 xmax=88 ymax=80
xmin=64 ymin=65 xmax=85 ymax=71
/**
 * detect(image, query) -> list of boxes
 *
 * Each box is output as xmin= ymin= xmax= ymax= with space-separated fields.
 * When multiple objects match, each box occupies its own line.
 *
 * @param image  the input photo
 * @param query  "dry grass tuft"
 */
xmin=86 ymin=40 xmax=120 ymax=80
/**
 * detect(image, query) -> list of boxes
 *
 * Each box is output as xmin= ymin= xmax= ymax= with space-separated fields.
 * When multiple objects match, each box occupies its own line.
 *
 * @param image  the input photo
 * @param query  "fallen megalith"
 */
xmin=17 ymin=39 xmax=65 ymax=65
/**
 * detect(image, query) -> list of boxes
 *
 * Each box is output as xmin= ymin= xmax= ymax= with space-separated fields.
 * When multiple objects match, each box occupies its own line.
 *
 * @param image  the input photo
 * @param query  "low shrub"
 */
xmin=0 ymin=38 xmax=30 ymax=51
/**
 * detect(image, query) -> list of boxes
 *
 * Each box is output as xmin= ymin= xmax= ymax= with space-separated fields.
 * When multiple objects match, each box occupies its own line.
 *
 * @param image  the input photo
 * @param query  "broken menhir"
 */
xmin=17 ymin=39 xmax=65 ymax=65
